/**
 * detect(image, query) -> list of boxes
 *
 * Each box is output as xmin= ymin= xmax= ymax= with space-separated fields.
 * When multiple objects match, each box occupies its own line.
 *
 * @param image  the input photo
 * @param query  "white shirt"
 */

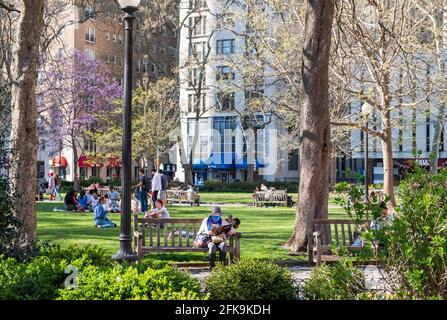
xmin=151 ymin=172 xmax=162 ymax=191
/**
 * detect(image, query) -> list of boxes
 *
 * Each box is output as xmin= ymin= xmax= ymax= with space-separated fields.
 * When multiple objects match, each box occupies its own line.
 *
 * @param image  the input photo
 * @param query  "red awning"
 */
xmin=78 ymin=155 xmax=102 ymax=168
xmin=107 ymin=157 xmax=122 ymax=168
xmin=54 ymin=155 xmax=68 ymax=168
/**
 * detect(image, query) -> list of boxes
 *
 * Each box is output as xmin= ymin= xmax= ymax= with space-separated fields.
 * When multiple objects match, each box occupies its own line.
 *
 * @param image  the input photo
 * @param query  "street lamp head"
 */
xmin=117 ymin=0 xmax=141 ymax=13
xmin=361 ymin=102 xmax=373 ymax=115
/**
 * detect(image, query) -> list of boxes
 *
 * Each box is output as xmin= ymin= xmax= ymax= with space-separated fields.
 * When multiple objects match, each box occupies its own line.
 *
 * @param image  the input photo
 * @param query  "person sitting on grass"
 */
xmin=88 ymin=190 xmax=100 ymax=211
xmin=108 ymin=186 xmax=120 ymax=212
xmin=77 ymin=190 xmax=88 ymax=210
xmin=64 ymin=190 xmax=84 ymax=212
xmin=145 ymin=199 xmax=170 ymax=219
xmin=94 ymin=196 xmax=117 ymax=228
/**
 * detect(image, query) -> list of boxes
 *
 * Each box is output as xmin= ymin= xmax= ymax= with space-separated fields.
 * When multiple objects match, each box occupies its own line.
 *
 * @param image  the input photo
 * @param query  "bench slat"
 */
xmin=179 ymin=224 xmax=182 ymax=247
xmin=156 ymin=224 xmax=161 ymax=247
xmin=334 ymin=223 xmax=339 ymax=245
xmin=341 ymin=223 xmax=346 ymax=245
xmin=171 ymin=222 xmax=175 ymax=246
xmin=149 ymin=223 xmax=153 ymax=246
xmin=348 ymin=224 xmax=353 ymax=244
xmin=186 ymin=222 xmax=190 ymax=247
xmin=164 ymin=224 xmax=168 ymax=247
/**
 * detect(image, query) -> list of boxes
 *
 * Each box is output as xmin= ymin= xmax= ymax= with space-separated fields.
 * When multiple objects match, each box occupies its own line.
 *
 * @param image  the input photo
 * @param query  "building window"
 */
xmin=118 ymin=35 xmax=124 ymax=45
xmin=112 ymin=34 xmax=117 ymax=42
xmin=216 ymin=91 xmax=235 ymax=111
xmin=143 ymin=59 xmax=149 ymax=73
xmin=91 ymin=166 xmax=98 ymax=178
xmin=40 ymin=139 xmax=46 ymax=151
xmin=151 ymin=63 xmax=158 ymax=79
xmin=105 ymin=54 xmax=110 ymax=63
xmin=37 ymin=161 xmax=45 ymax=179
xmin=212 ymin=116 xmax=237 ymax=164
xmin=136 ymin=60 xmax=142 ymax=73
xmin=188 ymin=94 xmax=206 ymax=113
xmin=111 ymin=55 xmax=117 ymax=64
xmin=216 ymin=66 xmax=235 ymax=80
xmin=188 ymin=0 xmax=205 ymax=10
xmin=216 ymin=39 xmax=235 ymax=55
xmin=85 ymin=27 xmax=96 ymax=43
xmin=288 ymin=151 xmax=299 ymax=170
xmin=84 ymin=49 xmax=95 ymax=59
xmin=189 ymin=16 xmax=207 ymax=36
xmin=106 ymin=32 xmax=110 ymax=40
xmin=188 ymin=68 xmax=205 ymax=88
xmin=188 ymin=41 xmax=206 ymax=60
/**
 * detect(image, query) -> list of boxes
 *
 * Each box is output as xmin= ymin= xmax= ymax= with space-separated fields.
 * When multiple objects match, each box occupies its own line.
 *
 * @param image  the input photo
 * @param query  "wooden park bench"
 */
xmin=253 ymin=190 xmax=289 ymax=207
xmin=308 ymin=219 xmax=371 ymax=266
xmin=84 ymin=187 xmax=110 ymax=197
xmin=133 ymin=215 xmax=241 ymax=263
xmin=166 ymin=189 xmax=200 ymax=206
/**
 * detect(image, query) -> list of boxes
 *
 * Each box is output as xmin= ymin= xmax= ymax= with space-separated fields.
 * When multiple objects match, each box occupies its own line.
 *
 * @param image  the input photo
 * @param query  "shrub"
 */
xmin=204 ymin=259 xmax=296 ymax=300
xmin=378 ymin=167 xmax=447 ymax=299
xmin=0 ymin=256 xmax=66 ymax=300
xmin=38 ymin=243 xmax=114 ymax=269
xmin=0 ymin=243 xmax=115 ymax=300
xmin=57 ymin=263 xmax=203 ymax=300
xmin=197 ymin=181 xmax=299 ymax=193
xmin=303 ymin=258 xmax=365 ymax=300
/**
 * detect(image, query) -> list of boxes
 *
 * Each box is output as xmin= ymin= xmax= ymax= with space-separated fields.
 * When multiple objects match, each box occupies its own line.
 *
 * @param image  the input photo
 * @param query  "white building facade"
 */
xmin=174 ymin=0 xmax=299 ymax=183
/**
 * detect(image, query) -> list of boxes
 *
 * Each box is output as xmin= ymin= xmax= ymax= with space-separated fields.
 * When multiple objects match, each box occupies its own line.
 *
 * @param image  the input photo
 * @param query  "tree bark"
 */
xmin=286 ymin=0 xmax=335 ymax=254
xmin=9 ymin=0 xmax=45 ymax=247
xmin=430 ymin=104 xmax=445 ymax=174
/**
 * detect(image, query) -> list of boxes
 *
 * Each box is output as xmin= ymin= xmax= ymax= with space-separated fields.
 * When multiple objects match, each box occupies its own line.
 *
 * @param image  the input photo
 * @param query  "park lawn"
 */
xmin=36 ymin=193 xmax=348 ymax=263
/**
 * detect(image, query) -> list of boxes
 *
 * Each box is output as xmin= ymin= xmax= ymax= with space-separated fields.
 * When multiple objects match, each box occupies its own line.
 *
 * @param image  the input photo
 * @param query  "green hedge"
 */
xmin=195 ymin=181 xmax=299 ymax=192
xmin=205 ymin=259 xmax=296 ymax=300
xmin=0 ymin=243 xmax=203 ymax=300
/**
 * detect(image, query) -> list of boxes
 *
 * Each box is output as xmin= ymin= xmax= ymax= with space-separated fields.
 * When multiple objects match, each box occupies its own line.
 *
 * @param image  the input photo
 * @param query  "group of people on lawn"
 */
xmin=61 ymin=168 xmax=240 ymax=268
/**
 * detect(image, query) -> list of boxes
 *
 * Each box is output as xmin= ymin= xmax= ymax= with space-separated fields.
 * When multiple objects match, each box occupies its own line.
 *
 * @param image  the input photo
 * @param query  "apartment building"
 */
xmin=37 ymin=1 xmax=177 ymax=183
xmin=172 ymin=0 xmax=298 ymax=183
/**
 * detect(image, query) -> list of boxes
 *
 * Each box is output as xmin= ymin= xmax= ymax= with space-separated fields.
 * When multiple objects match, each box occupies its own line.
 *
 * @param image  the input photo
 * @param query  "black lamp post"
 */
xmin=112 ymin=0 xmax=141 ymax=262
xmin=362 ymin=102 xmax=373 ymax=202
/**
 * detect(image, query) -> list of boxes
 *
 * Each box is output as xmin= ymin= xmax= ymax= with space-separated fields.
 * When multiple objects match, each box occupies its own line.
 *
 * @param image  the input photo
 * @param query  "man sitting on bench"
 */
xmin=195 ymin=207 xmax=238 ymax=269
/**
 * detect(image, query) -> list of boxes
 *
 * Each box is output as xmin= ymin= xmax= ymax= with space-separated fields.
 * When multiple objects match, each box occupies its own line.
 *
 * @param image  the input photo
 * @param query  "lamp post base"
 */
xmin=112 ymin=249 xmax=138 ymax=262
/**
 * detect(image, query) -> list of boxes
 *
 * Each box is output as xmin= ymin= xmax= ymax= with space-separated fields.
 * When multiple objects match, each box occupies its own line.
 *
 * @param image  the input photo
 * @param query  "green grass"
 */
xmin=36 ymin=192 xmax=348 ymax=263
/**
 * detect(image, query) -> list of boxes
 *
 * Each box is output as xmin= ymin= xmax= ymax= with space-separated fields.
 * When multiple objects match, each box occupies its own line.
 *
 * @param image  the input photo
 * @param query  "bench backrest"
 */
xmin=255 ymin=190 xmax=288 ymax=201
xmin=312 ymin=219 xmax=370 ymax=246
xmin=134 ymin=216 xmax=203 ymax=248
xmin=167 ymin=190 xmax=197 ymax=200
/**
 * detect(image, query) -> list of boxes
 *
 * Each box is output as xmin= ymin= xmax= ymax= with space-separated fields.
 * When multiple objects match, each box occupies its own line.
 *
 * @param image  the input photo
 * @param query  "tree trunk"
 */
xmin=286 ymin=0 xmax=335 ymax=254
xmin=73 ymin=148 xmax=80 ymax=191
xmin=9 ymin=0 xmax=46 ymax=247
xmin=382 ymin=134 xmax=396 ymax=207
xmin=430 ymin=104 xmax=445 ymax=174
xmin=183 ymin=163 xmax=193 ymax=185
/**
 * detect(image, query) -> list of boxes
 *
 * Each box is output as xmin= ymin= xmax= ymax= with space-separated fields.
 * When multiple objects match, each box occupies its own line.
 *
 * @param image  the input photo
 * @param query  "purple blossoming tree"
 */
xmin=40 ymin=50 xmax=122 ymax=190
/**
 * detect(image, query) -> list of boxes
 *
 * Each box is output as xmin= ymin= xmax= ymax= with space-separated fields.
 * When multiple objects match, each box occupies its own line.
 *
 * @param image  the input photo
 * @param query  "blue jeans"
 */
xmin=139 ymin=190 xmax=148 ymax=212
xmin=95 ymin=218 xmax=116 ymax=228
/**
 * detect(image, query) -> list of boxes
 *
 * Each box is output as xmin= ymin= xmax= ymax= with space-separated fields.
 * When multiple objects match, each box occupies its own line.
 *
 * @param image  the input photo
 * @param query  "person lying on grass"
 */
xmin=94 ymin=196 xmax=117 ymax=228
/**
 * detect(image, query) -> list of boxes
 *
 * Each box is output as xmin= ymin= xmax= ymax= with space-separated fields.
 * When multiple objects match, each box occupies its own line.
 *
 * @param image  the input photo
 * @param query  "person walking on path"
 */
xmin=159 ymin=169 xmax=168 ymax=203
xmin=48 ymin=173 xmax=56 ymax=201
xmin=151 ymin=168 xmax=162 ymax=206
xmin=132 ymin=169 xmax=150 ymax=213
